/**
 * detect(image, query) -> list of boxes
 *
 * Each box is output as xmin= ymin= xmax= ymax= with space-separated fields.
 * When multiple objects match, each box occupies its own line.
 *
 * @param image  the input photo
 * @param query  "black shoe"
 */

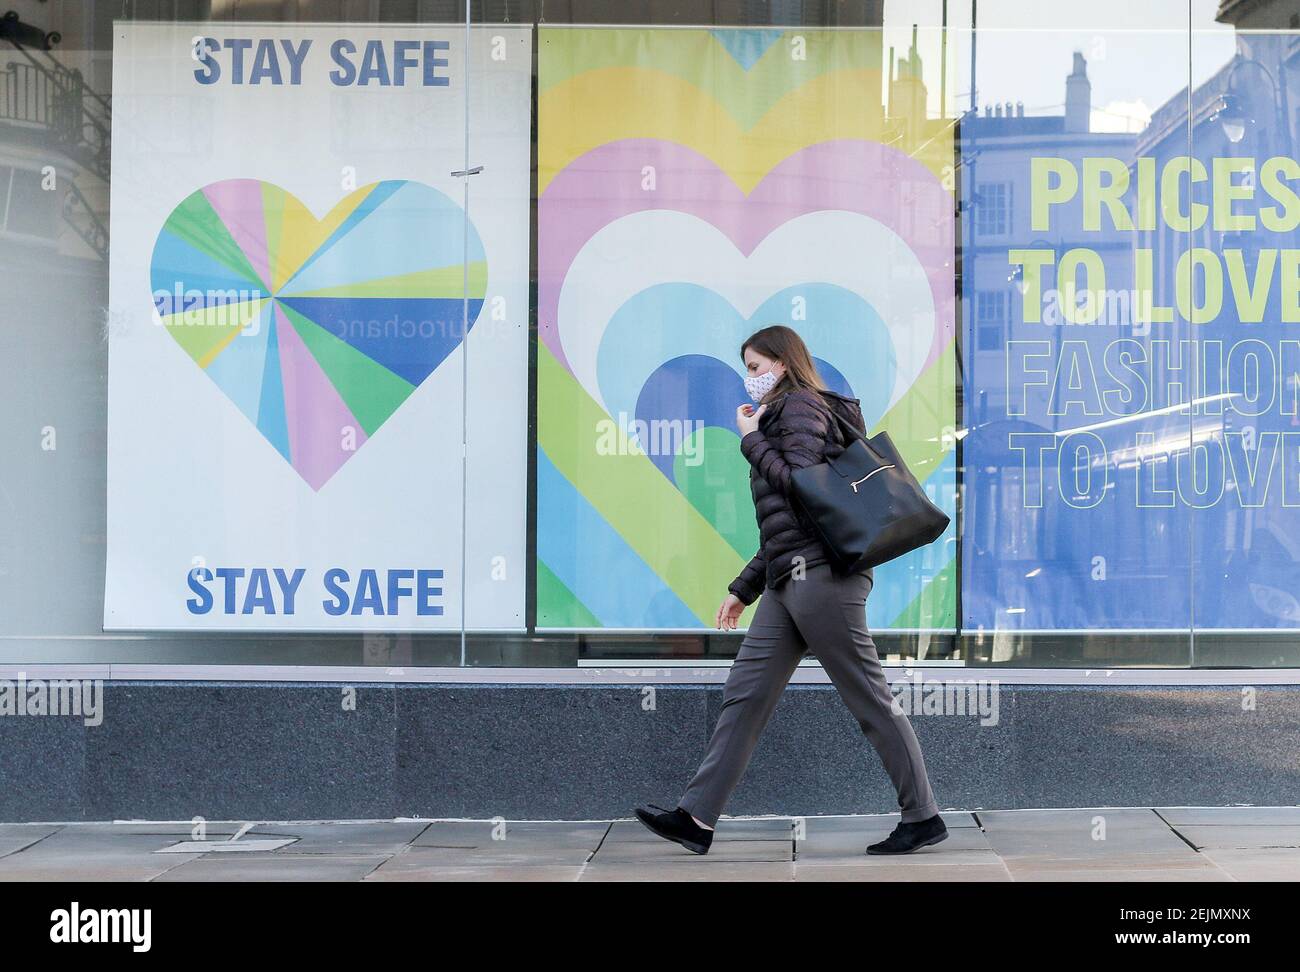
xmin=633 ymin=803 xmax=714 ymax=855
xmin=865 ymin=813 xmax=948 ymax=855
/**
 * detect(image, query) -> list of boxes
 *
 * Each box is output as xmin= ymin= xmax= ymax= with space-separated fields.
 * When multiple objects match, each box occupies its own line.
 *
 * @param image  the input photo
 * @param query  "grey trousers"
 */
xmin=678 ymin=562 xmax=940 ymax=828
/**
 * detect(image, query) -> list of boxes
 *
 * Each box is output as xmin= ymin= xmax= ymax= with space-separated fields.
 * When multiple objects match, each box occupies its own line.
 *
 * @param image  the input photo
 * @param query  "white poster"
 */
xmin=104 ymin=22 xmax=531 ymax=631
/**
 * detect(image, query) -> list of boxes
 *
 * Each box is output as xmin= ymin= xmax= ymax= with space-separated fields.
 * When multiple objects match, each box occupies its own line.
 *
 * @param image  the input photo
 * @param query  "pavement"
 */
xmin=1 ymin=807 xmax=1297 ymax=881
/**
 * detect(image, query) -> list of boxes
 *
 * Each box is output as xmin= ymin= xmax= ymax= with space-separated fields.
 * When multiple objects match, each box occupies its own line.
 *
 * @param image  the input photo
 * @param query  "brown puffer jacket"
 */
xmin=727 ymin=387 xmax=875 ymax=606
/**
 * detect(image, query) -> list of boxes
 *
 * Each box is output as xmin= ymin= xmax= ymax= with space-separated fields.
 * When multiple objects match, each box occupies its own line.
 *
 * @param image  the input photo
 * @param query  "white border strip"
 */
xmin=1 ymin=664 xmax=1297 ymax=685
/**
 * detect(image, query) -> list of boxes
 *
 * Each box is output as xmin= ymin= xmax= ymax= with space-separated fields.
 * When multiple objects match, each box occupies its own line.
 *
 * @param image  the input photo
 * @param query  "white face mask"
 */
xmin=744 ymin=367 xmax=781 ymax=403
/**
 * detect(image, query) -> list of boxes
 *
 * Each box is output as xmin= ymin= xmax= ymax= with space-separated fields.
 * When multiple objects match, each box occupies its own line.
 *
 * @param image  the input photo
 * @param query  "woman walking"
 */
xmin=634 ymin=325 xmax=947 ymax=856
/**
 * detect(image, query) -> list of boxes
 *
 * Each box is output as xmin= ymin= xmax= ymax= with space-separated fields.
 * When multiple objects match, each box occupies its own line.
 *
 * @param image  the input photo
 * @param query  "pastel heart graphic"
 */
xmin=539 ymin=139 xmax=954 ymax=393
xmin=150 ymin=178 xmax=486 ymax=490
xmin=535 ymin=28 xmax=957 ymax=631
xmin=565 ymin=214 xmax=905 ymax=425
xmin=536 ymin=141 xmax=954 ymax=627
xmin=539 ymin=32 xmax=890 ymax=188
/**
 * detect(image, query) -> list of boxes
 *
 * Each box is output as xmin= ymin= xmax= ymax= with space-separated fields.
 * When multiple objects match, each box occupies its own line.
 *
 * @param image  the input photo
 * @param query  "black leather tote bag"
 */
xmin=789 ymin=395 xmax=950 ymax=571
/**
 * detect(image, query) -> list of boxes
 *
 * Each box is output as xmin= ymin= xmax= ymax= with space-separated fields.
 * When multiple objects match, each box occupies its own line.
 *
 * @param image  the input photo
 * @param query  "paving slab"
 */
xmin=0 ymin=825 xmax=61 ymax=858
xmin=1170 ymin=825 xmax=1300 ymax=850
xmin=979 ymin=809 xmax=1197 ymax=859
xmin=403 ymin=822 xmax=609 ymax=865
xmin=371 ymin=842 xmax=595 ymax=867
xmin=795 ymin=810 xmax=987 ymax=857
xmin=0 ymin=829 xmax=208 ymax=881
xmin=156 ymin=838 xmax=299 ymax=853
xmin=151 ymin=855 xmax=390 ymax=882
xmin=53 ymin=822 xmax=248 ymax=837
xmin=592 ymin=837 xmax=791 ymax=864
xmin=1199 ymin=847 xmax=1300 ymax=880
xmin=580 ymin=862 xmax=796 ymax=881
xmin=248 ymin=822 xmax=430 ymax=855
xmin=1155 ymin=807 xmax=1300 ymax=826
xmin=795 ymin=819 xmax=992 ymax=861
xmin=794 ymin=862 xmax=1013 ymax=881
xmin=1001 ymin=858 xmax=1231 ymax=882
xmin=364 ymin=862 xmax=584 ymax=882
xmin=410 ymin=820 xmax=609 ymax=852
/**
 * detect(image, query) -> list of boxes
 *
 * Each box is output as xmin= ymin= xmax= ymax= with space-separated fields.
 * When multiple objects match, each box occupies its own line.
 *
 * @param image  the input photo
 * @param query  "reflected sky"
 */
xmin=882 ymin=0 xmax=1238 ymax=126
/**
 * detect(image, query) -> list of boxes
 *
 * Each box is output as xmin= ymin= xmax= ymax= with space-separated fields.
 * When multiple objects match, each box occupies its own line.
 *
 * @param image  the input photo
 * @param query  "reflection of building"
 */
xmin=956 ymin=54 xmax=1138 ymax=631
xmin=957 ymin=53 xmax=1141 ymax=635
xmin=1137 ymin=1 xmax=1300 ymax=625
xmin=1139 ymin=15 xmax=1299 ymax=266
xmin=1219 ymin=0 xmax=1300 ymax=31
xmin=958 ymin=51 xmax=1137 ymax=428
xmin=0 ymin=3 xmax=115 ymax=264
xmin=886 ymin=23 xmax=951 ymax=167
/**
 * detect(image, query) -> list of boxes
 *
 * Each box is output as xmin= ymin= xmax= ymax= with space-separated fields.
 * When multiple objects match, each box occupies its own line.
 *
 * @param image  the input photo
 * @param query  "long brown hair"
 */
xmin=740 ymin=325 xmax=828 ymax=405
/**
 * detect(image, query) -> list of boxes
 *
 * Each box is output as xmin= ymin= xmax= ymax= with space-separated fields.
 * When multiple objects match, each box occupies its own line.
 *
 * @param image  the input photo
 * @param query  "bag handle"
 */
xmin=813 ymin=391 xmax=888 ymax=475
xmin=813 ymin=390 xmax=868 ymax=448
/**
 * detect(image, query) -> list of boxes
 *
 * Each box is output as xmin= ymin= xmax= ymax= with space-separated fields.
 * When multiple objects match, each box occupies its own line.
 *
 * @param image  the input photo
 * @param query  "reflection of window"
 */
xmin=976 ymin=290 xmax=1005 ymax=351
xmin=0 ymin=166 xmax=58 ymax=239
xmin=977 ymin=181 xmax=1011 ymax=236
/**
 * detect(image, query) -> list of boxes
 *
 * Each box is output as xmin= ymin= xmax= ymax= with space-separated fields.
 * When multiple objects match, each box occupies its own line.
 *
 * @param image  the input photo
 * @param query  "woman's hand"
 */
xmin=716 ymin=593 xmax=746 ymax=630
xmin=736 ymin=403 xmax=766 ymax=438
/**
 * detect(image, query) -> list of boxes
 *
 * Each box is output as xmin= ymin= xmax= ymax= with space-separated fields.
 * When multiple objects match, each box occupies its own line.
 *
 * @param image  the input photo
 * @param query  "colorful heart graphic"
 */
xmin=535 ymin=28 xmax=957 ymax=630
xmin=535 ymin=140 xmax=953 ymax=625
xmin=150 ymin=178 xmax=486 ymax=490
